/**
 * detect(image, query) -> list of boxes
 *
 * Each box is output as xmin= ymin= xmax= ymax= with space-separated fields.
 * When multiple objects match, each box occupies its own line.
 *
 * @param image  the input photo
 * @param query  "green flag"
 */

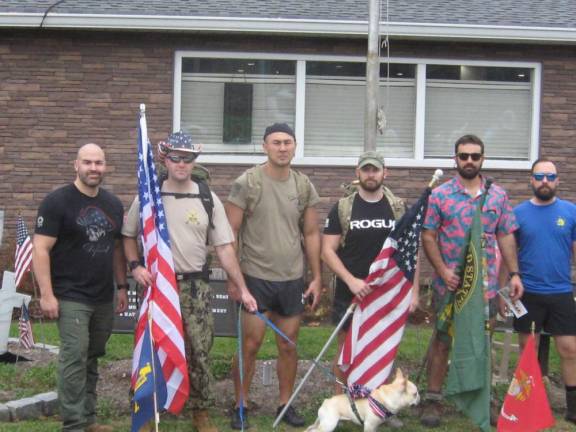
xmin=444 ymin=185 xmax=491 ymax=432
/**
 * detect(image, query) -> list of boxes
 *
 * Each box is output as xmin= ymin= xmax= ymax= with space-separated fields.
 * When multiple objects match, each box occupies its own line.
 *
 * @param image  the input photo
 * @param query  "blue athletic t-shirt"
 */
xmin=514 ymin=198 xmax=576 ymax=294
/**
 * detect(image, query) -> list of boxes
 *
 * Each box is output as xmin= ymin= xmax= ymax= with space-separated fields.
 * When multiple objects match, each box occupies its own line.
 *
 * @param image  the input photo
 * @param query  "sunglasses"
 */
xmin=457 ymin=152 xmax=483 ymax=162
xmin=532 ymin=173 xmax=557 ymax=182
xmin=166 ymin=154 xmax=196 ymax=164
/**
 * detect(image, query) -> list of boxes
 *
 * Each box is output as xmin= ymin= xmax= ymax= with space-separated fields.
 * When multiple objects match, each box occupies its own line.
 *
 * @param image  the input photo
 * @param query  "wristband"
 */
xmin=129 ymin=260 xmax=141 ymax=271
xmin=509 ymin=271 xmax=521 ymax=279
xmin=116 ymin=283 xmax=129 ymax=290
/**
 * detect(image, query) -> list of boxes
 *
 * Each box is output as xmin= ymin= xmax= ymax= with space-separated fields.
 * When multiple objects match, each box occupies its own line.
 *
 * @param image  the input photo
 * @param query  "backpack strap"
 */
xmin=291 ymin=169 xmax=313 ymax=231
xmin=337 ymin=192 xmax=357 ymax=249
xmin=244 ymin=165 xmax=264 ymax=216
xmin=382 ymin=186 xmax=406 ymax=221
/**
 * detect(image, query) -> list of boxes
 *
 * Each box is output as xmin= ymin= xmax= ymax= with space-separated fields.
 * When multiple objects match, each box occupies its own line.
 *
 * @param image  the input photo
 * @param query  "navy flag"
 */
xmin=131 ymin=322 xmax=167 ymax=432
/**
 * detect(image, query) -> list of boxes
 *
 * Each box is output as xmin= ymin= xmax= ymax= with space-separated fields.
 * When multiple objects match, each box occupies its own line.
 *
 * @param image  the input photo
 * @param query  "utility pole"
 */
xmin=364 ymin=0 xmax=380 ymax=151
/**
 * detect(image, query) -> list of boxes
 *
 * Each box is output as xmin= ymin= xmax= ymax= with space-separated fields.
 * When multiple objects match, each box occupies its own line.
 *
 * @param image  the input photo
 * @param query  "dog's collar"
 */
xmin=368 ymin=395 xmax=394 ymax=420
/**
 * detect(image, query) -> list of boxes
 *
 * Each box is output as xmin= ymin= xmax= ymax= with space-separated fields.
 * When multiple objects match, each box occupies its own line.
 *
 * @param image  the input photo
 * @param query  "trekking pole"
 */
xmin=272 ymin=302 xmax=357 ymax=429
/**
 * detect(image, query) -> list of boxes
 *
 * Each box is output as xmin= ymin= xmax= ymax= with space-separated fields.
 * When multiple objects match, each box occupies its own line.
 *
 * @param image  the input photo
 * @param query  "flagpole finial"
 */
xmin=531 ymin=321 xmax=535 ymax=335
xmin=428 ymin=169 xmax=443 ymax=188
xmin=140 ymin=104 xmax=146 ymax=114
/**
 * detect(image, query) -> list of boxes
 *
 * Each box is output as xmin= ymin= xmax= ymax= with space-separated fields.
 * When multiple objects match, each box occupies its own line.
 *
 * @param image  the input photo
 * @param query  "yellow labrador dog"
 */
xmin=306 ymin=369 xmax=419 ymax=432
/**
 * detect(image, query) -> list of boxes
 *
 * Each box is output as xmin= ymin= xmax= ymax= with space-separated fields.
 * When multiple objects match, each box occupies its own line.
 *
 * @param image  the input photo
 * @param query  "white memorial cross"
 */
xmin=0 ymin=271 xmax=31 ymax=354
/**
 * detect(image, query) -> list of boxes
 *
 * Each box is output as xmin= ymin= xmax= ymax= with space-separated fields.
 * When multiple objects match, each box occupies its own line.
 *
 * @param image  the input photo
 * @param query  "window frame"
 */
xmin=174 ymin=51 xmax=541 ymax=169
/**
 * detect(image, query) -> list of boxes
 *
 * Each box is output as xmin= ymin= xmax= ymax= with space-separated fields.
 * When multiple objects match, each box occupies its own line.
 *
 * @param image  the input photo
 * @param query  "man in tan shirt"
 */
xmin=122 ymin=132 xmax=256 ymax=432
xmin=226 ymin=123 xmax=322 ymax=429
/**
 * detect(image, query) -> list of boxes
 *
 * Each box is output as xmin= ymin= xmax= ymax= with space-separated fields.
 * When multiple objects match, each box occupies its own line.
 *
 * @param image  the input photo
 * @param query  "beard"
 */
xmin=457 ymin=163 xmax=481 ymax=180
xmin=78 ymin=171 xmax=103 ymax=187
xmin=359 ymin=177 xmax=383 ymax=192
xmin=532 ymin=184 xmax=556 ymax=201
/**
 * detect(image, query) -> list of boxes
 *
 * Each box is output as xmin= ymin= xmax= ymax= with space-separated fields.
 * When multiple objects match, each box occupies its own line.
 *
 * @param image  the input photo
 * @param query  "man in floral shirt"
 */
xmin=419 ymin=134 xmax=524 ymax=428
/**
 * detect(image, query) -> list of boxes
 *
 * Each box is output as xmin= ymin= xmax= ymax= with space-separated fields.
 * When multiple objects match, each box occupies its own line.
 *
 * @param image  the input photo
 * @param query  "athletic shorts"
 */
xmin=514 ymin=292 xmax=576 ymax=335
xmin=244 ymin=274 xmax=306 ymax=317
xmin=332 ymin=278 xmax=355 ymax=331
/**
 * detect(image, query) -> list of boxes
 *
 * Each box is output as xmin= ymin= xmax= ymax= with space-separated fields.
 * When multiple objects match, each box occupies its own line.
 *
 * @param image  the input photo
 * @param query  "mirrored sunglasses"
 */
xmin=532 ymin=173 xmax=557 ymax=181
xmin=166 ymin=154 xmax=196 ymax=164
xmin=457 ymin=152 xmax=483 ymax=162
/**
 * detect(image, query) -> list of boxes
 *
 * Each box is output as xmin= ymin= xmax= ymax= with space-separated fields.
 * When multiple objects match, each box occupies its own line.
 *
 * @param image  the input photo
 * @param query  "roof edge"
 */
xmin=2 ymin=13 xmax=576 ymax=43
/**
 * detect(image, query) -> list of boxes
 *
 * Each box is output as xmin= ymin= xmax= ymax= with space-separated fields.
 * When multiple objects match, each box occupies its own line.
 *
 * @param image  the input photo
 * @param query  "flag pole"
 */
xmin=147 ymin=305 xmax=161 ymax=432
xmin=272 ymin=302 xmax=357 ymax=429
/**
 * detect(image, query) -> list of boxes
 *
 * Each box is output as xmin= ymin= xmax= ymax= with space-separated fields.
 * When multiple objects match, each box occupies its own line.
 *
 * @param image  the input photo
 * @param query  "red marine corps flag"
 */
xmin=497 ymin=333 xmax=555 ymax=432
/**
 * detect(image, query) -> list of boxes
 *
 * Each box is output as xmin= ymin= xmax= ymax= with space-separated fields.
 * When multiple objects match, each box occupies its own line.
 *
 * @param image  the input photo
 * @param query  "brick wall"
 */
xmin=1 ymin=29 xmax=575 ymax=278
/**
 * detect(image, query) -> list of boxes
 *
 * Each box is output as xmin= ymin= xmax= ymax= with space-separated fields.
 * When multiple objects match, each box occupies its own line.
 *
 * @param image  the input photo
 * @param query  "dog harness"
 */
xmin=346 ymin=383 xmax=394 ymax=424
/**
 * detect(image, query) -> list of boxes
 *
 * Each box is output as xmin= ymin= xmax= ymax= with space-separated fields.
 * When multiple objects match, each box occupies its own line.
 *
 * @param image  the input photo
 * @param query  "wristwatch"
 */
xmin=129 ymin=260 xmax=142 ymax=271
xmin=509 ymin=271 xmax=521 ymax=279
xmin=116 ymin=283 xmax=129 ymax=290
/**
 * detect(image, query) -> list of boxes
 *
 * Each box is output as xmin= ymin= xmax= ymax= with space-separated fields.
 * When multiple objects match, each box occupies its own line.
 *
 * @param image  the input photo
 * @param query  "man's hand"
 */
xmin=115 ymin=289 xmax=128 ymax=314
xmin=132 ymin=266 xmax=153 ymax=288
xmin=347 ymin=277 xmax=373 ymax=301
xmin=40 ymin=295 xmax=59 ymax=319
xmin=508 ymin=274 xmax=524 ymax=301
xmin=239 ymin=290 xmax=258 ymax=313
xmin=440 ymin=267 xmax=460 ymax=291
xmin=304 ymin=278 xmax=322 ymax=310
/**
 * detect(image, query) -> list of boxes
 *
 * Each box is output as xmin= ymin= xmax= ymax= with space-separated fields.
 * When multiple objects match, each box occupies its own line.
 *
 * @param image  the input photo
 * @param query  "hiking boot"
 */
xmin=192 ymin=409 xmax=218 ymax=432
xmin=230 ymin=407 xmax=250 ymax=430
xmin=420 ymin=397 xmax=442 ymax=428
xmin=85 ymin=424 xmax=113 ymax=432
xmin=276 ymin=404 xmax=305 ymax=427
xmin=566 ymin=390 xmax=576 ymax=424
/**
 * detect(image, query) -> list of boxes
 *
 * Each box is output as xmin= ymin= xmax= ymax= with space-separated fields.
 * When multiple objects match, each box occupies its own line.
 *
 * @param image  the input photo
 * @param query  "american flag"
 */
xmin=19 ymin=302 xmax=34 ymax=350
xmin=338 ymin=187 xmax=431 ymax=390
xmin=130 ymin=108 xmax=189 ymax=414
xmin=14 ymin=215 xmax=33 ymax=288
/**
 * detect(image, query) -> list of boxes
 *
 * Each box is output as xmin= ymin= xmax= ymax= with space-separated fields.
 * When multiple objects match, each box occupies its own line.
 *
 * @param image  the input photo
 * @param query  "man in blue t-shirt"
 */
xmin=504 ymin=158 xmax=576 ymax=424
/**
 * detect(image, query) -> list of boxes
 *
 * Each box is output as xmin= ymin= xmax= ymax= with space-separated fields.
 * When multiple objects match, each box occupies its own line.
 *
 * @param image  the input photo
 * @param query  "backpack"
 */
xmin=337 ymin=182 xmax=405 ymax=248
xmin=243 ymin=164 xmax=313 ymax=230
xmin=158 ymin=164 xmax=214 ymax=245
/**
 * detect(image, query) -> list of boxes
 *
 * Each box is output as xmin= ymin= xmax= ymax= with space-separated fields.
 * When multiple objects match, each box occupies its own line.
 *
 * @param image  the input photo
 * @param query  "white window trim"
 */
xmin=173 ymin=51 xmax=541 ymax=170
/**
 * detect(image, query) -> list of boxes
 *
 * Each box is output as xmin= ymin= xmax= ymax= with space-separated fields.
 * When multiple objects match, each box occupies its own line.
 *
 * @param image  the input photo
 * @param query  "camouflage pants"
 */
xmin=178 ymin=278 xmax=215 ymax=410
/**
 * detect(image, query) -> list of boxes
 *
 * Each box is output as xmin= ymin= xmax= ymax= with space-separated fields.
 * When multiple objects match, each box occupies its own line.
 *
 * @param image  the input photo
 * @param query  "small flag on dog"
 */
xmin=19 ymin=302 xmax=34 ymax=350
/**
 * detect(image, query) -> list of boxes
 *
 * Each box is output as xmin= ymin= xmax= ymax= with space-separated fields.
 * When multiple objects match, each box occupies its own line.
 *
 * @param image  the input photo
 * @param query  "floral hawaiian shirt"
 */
xmin=423 ymin=175 xmax=518 ymax=298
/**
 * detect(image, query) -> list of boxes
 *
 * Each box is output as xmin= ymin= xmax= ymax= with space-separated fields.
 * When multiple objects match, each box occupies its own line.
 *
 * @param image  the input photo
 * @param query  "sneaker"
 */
xmin=230 ymin=407 xmax=249 ymax=430
xmin=420 ymin=399 xmax=442 ymax=428
xmin=276 ymin=404 xmax=305 ymax=427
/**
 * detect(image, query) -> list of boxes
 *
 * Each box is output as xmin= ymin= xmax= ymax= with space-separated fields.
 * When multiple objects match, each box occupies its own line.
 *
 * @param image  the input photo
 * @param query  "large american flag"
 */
xmin=339 ymin=188 xmax=431 ymax=390
xmin=130 ymin=108 xmax=189 ymax=414
xmin=14 ymin=215 xmax=33 ymax=288
xmin=19 ymin=302 xmax=34 ymax=350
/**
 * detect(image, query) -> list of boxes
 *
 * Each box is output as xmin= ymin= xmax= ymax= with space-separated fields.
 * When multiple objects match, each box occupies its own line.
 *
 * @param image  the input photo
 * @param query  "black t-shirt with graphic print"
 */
xmin=324 ymin=194 xmax=395 ymax=279
xmin=35 ymin=184 xmax=124 ymax=304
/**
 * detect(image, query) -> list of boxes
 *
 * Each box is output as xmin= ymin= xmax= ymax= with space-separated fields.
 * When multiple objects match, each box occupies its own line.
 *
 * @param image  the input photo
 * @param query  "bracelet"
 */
xmin=508 ymin=271 xmax=521 ymax=279
xmin=129 ymin=260 xmax=141 ymax=271
xmin=116 ymin=283 xmax=129 ymax=290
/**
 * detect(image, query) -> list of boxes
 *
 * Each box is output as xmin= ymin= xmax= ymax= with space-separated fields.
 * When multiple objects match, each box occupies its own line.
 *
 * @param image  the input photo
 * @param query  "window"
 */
xmin=304 ymin=62 xmax=415 ymax=158
xmin=424 ymin=65 xmax=532 ymax=160
xmin=180 ymin=58 xmax=296 ymax=153
xmin=174 ymin=53 xmax=540 ymax=168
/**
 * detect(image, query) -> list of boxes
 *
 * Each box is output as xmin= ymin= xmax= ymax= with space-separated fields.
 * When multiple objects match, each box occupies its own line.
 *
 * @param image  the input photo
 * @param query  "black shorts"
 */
xmin=332 ymin=278 xmax=355 ymax=331
xmin=514 ymin=292 xmax=576 ymax=335
xmin=244 ymin=274 xmax=306 ymax=317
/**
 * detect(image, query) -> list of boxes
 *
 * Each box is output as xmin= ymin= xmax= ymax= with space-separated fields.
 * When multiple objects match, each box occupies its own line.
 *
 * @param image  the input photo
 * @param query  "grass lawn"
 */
xmin=2 ymin=322 xmax=574 ymax=431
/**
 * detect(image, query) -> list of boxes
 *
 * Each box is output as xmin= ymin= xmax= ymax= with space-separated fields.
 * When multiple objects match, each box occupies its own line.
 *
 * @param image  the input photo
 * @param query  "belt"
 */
xmin=176 ymin=271 xmax=209 ymax=281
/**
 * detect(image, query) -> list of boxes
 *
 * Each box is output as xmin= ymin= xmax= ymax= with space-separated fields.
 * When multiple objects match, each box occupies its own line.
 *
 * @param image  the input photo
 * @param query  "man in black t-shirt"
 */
xmin=322 ymin=151 xmax=418 ymax=393
xmin=33 ymin=143 xmax=127 ymax=432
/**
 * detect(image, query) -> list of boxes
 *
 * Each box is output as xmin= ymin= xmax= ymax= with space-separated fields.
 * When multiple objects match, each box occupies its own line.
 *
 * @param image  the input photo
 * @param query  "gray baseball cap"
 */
xmin=358 ymin=151 xmax=385 ymax=169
